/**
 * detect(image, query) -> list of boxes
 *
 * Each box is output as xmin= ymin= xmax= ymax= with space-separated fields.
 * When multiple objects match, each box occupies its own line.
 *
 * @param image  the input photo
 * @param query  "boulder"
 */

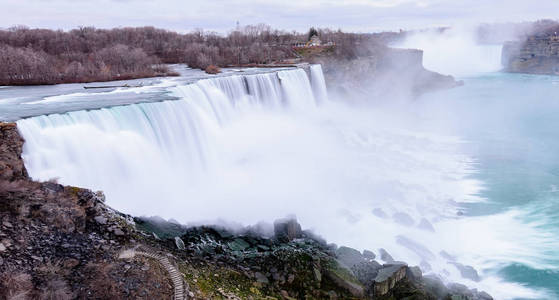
xmin=423 ymin=274 xmax=449 ymax=298
xmin=449 ymin=262 xmax=480 ymax=282
xmin=378 ymin=248 xmax=394 ymax=263
xmin=336 ymin=246 xmax=364 ymax=268
xmin=94 ymin=216 xmax=107 ymax=225
xmin=372 ymin=264 xmax=407 ymax=296
xmin=227 ymin=238 xmax=250 ymax=251
xmin=362 ymin=249 xmax=376 ymax=260
xmin=323 ymin=260 xmax=365 ymax=298
xmin=174 ymin=237 xmax=185 ymax=250
xmin=407 ymin=266 xmax=422 ymax=282
xmin=273 ymin=217 xmax=302 ymax=242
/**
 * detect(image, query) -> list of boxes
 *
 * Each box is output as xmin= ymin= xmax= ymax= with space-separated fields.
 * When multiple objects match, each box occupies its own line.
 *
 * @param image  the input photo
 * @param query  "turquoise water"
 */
xmin=418 ymin=73 xmax=559 ymax=299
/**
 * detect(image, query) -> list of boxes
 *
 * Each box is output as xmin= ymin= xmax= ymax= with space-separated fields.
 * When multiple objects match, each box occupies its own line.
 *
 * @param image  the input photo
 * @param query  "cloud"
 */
xmin=0 ymin=0 xmax=558 ymax=32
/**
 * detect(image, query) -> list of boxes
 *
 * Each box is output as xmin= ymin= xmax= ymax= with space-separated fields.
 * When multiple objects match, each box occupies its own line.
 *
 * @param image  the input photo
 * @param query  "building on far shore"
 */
xmin=292 ymin=35 xmax=335 ymax=49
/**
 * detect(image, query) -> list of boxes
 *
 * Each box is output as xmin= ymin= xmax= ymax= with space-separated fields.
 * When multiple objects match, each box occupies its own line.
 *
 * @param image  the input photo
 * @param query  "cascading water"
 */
xmin=15 ymin=65 xmax=551 ymax=299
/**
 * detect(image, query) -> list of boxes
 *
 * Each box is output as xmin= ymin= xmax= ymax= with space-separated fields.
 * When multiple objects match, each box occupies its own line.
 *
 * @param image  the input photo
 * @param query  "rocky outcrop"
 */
xmin=0 ymin=122 xmax=173 ymax=299
xmin=308 ymin=47 xmax=460 ymax=99
xmin=502 ymin=34 xmax=559 ymax=75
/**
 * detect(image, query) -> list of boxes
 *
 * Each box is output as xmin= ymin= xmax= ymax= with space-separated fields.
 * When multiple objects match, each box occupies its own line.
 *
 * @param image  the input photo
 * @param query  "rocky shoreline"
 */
xmin=0 ymin=122 xmax=491 ymax=299
xmin=502 ymin=33 xmax=559 ymax=75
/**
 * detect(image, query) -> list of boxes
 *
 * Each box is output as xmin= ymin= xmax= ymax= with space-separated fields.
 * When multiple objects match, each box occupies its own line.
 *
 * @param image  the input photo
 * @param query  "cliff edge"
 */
xmin=502 ymin=32 xmax=559 ymax=75
xmin=305 ymin=45 xmax=460 ymax=99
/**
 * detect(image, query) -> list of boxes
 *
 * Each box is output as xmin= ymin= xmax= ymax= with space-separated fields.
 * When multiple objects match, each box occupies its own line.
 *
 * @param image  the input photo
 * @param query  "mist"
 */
xmin=394 ymin=26 xmax=504 ymax=76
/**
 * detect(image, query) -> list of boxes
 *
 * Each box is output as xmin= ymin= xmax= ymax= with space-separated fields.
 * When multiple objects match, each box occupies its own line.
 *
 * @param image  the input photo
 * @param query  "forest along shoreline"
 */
xmin=0 ymin=122 xmax=492 ymax=299
xmin=0 ymin=25 xmax=458 ymax=92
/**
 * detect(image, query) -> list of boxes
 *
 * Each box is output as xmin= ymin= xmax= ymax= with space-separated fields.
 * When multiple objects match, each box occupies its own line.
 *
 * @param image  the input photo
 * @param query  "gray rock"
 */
xmin=2 ymin=221 xmax=12 ymax=228
xmin=228 ymin=238 xmax=250 ymax=251
xmin=43 ymin=182 xmax=64 ymax=192
xmin=113 ymin=228 xmax=125 ymax=236
xmin=378 ymin=248 xmax=394 ymax=263
xmin=373 ymin=264 xmax=407 ymax=296
xmin=174 ymin=237 xmax=185 ymax=250
xmin=362 ymin=249 xmax=376 ymax=260
xmin=313 ymin=266 xmax=322 ymax=282
xmin=94 ymin=216 xmax=107 ymax=225
xmin=407 ymin=266 xmax=422 ymax=282
xmin=449 ymin=262 xmax=480 ymax=282
xmin=352 ymin=260 xmax=382 ymax=286
xmin=336 ymin=246 xmax=364 ymax=268
xmin=0 ymin=243 xmax=5 ymax=252
xmin=323 ymin=263 xmax=365 ymax=298
xmin=254 ymin=272 xmax=269 ymax=284
xmin=417 ymin=218 xmax=435 ymax=232
xmin=478 ymin=291 xmax=493 ymax=300
xmin=273 ymin=217 xmax=302 ymax=242
xmin=393 ymin=212 xmax=415 ymax=226
xmin=423 ymin=274 xmax=449 ymax=298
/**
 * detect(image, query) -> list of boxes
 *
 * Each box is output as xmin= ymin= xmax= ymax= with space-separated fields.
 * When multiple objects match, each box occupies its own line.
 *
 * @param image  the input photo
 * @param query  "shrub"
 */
xmin=205 ymin=65 xmax=221 ymax=74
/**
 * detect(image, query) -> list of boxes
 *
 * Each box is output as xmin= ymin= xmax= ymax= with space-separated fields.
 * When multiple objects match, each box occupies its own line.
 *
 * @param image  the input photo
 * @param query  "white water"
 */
xmin=16 ymin=65 xmax=545 ymax=299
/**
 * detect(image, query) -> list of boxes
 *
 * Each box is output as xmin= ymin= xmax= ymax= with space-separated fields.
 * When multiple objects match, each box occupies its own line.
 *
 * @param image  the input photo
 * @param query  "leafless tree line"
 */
xmin=0 ymin=24 xmax=390 ymax=85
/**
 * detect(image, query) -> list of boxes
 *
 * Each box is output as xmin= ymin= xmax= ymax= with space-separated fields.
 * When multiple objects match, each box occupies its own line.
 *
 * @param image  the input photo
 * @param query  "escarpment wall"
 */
xmin=502 ymin=35 xmax=559 ymax=75
xmin=310 ymin=47 xmax=458 ymax=99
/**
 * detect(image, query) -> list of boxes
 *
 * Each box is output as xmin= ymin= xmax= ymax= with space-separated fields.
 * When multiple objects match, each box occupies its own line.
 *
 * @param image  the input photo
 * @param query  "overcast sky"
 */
xmin=1 ymin=0 xmax=558 ymax=33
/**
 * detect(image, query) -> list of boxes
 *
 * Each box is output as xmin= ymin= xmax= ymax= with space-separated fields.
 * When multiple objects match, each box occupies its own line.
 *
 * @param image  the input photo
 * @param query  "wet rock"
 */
xmin=323 ymin=261 xmax=365 ymax=298
xmin=423 ymin=274 xmax=449 ymax=298
xmin=94 ymin=216 xmax=107 ymax=225
xmin=378 ymin=248 xmax=394 ymax=263
xmin=417 ymin=218 xmax=435 ymax=232
xmin=407 ymin=266 xmax=422 ymax=282
xmin=393 ymin=212 xmax=415 ymax=226
xmin=174 ymin=237 xmax=185 ymax=250
xmin=362 ymin=249 xmax=375 ymax=260
xmin=336 ymin=246 xmax=364 ymax=268
xmin=352 ymin=260 xmax=382 ymax=286
xmin=478 ymin=291 xmax=493 ymax=300
xmin=43 ymin=181 xmax=64 ymax=192
xmin=228 ymin=238 xmax=250 ymax=251
xmin=113 ymin=228 xmax=125 ymax=236
xmin=313 ymin=266 xmax=322 ymax=282
xmin=449 ymin=262 xmax=480 ymax=282
xmin=254 ymin=272 xmax=269 ymax=284
xmin=373 ymin=264 xmax=407 ymax=296
xmin=273 ymin=217 xmax=302 ymax=242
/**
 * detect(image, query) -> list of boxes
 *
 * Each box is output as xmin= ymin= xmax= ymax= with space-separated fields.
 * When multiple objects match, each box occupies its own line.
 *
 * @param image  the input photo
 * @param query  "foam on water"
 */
xmin=15 ymin=65 xmax=553 ymax=299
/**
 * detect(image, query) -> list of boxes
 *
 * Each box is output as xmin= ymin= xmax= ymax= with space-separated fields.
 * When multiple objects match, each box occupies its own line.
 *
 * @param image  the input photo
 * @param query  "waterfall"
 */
xmin=310 ymin=64 xmax=328 ymax=103
xmin=16 ymin=66 xmax=328 ymax=213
